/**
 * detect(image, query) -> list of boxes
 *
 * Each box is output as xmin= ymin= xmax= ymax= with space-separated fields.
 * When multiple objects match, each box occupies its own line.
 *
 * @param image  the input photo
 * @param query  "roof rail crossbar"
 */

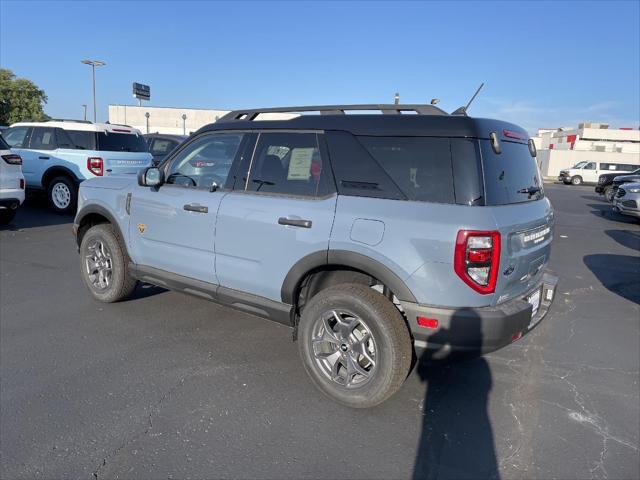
xmin=48 ymin=119 xmax=93 ymax=124
xmin=219 ymin=104 xmax=448 ymax=122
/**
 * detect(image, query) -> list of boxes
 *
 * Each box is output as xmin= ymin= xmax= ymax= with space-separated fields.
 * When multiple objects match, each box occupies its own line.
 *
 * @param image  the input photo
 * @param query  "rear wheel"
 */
xmin=47 ymin=176 xmax=77 ymax=213
xmin=571 ymin=175 xmax=583 ymax=186
xmin=0 ymin=208 xmax=17 ymax=225
xmin=79 ymin=224 xmax=137 ymax=302
xmin=298 ymin=283 xmax=411 ymax=408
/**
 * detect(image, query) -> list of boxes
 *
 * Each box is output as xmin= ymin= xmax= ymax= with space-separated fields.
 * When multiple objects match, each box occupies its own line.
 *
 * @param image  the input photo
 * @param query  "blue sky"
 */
xmin=1 ymin=0 xmax=639 ymax=132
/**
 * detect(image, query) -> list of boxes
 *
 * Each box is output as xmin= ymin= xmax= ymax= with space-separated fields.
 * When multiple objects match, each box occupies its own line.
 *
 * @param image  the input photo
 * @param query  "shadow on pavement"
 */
xmin=581 ymin=194 xmax=604 ymax=202
xmin=584 ymin=254 xmax=640 ymax=305
xmin=127 ymin=282 xmax=167 ymax=301
xmin=586 ymin=203 xmax=638 ymax=225
xmin=605 ymin=229 xmax=640 ymax=252
xmin=413 ymin=311 xmax=499 ymax=480
xmin=0 ymin=195 xmax=73 ymax=231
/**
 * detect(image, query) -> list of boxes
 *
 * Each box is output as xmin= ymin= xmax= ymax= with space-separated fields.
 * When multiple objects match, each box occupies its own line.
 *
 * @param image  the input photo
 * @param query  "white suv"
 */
xmin=2 ymin=120 xmax=152 ymax=213
xmin=0 ymin=134 xmax=25 ymax=224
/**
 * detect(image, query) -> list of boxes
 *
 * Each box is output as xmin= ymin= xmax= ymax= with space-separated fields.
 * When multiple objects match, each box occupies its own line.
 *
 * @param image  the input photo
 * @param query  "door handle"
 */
xmin=278 ymin=217 xmax=312 ymax=228
xmin=183 ymin=203 xmax=208 ymax=214
xmin=38 ymin=156 xmax=50 ymax=160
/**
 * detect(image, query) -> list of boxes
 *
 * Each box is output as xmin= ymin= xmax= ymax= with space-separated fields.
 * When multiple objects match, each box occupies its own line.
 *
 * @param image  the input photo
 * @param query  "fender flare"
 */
xmin=42 ymin=166 xmax=81 ymax=187
xmin=74 ymin=204 xmax=126 ymax=247
xmin=281 ymin=249 xmax=417 ymax=304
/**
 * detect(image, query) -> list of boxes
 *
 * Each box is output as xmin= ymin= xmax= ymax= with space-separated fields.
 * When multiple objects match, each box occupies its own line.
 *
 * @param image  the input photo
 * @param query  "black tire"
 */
xmin=79 ymin=224 xmax=137 ymax=303
xmin=571 ymin=175 xmax=583 ymax=186
xmin=604 ymin=186 xmax=615 ymax=202
xmin=47 ymin=176 xmax=77 ymax=213
xmin=0 ymin=208 xmax=17 ymax=225
xmin=298 ymin=283 xmax=411 ymax=408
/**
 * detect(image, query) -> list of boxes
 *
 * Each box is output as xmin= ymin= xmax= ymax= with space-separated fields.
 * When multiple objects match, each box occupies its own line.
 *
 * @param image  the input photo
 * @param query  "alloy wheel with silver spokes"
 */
xmin=51 ymin=182 xmax=72 ymax=209
xmin=311 ymin=309 xmax=377 ymax=388
xmin=84 ymin=239 xmax=113 ymax=290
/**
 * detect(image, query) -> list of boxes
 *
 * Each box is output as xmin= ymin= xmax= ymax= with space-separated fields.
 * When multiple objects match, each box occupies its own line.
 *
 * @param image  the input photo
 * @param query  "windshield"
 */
xmin=480 ymin=140 xmax=543 ymax=205
xmin=572 ymin=161 xmax=587 ymax=169
xmin=96 ymin=132 xmax=147 ymax=152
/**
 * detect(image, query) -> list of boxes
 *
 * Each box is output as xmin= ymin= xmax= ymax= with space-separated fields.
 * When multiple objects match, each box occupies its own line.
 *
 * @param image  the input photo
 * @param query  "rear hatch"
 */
xmin=96 ymin=128 xmax=152 ymax=175
xmin=479 ymin=136 xmax=554 ymax=305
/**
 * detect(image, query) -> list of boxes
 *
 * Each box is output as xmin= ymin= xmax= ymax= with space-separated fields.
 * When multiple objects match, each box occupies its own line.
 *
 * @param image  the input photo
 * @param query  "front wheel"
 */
xmin=298 ymin=283 xmax=412 ymax=408
xmin=605 ymin=186 xmax=615 ymax=202
xmin=79 ymin=224 xmax=137 ymax=303
xmin=47 ymin=176 xmax=77 ymax=213
xmin=571 ymin=175 xmax=583 ymax=186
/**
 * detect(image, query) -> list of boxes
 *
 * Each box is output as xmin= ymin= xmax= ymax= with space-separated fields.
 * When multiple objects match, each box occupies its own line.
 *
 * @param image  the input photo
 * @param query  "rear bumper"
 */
xmin=401 ymin=273 xmax=558 ymax=356
xmin=0 ymin=196 xmax=24 ymax=210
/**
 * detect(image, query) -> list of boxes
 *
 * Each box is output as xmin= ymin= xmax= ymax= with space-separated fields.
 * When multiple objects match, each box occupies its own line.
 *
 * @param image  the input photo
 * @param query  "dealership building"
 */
xmin=533 ymin=123 xmax=640 ymax=177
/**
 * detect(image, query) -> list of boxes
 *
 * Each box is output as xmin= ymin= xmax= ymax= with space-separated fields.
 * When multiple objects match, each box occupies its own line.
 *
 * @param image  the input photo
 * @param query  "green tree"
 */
xmin=0 ymin=68 xmax=50 ymax=125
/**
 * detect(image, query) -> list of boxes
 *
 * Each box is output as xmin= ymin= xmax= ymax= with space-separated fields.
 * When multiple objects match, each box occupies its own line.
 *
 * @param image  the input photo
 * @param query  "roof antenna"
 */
xmin=451 ymin=82 xmax=484 ymax=116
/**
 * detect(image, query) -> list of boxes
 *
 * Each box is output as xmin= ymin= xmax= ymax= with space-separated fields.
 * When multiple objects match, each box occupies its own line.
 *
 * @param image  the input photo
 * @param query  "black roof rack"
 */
xmin=48 ymin=119 xmax=93 ymax=124
xmin=218 ymin=104 xmax=448 ymax=122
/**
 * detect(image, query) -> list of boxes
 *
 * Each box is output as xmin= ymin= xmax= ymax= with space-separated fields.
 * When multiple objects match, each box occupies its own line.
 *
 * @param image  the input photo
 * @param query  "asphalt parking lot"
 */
xmin=1 ymin=183 xmax=638 ymax=479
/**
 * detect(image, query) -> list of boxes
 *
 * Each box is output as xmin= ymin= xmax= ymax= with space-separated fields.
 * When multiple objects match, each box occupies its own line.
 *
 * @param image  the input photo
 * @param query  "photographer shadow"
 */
xmin=413 ymin=310 xmax=499 ymax=480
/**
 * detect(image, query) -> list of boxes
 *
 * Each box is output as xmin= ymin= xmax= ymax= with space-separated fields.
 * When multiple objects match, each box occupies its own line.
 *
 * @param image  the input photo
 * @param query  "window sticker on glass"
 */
xmin=287 ymin=148 xmax=315 ymax=180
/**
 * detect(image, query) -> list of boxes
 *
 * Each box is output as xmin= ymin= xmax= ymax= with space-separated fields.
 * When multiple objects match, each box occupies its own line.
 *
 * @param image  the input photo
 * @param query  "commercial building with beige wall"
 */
xmin=532 ymin=123 xmax=640 ymax=177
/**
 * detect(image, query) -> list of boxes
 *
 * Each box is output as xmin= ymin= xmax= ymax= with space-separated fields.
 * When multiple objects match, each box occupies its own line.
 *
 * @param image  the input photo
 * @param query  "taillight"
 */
xmin=19 ymin=179 xmax=25 ymax=189
xmin=2 ymin=154 xmax=22 ymax=165
xmin=87 ymin=157 xmax=104 ymax=176
xmin=454 ymin=230 xmax=501 ymax=294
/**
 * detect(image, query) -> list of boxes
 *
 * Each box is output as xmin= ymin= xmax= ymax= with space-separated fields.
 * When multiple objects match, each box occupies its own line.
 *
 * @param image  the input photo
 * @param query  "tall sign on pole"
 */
xmin=132 ymin=82 xmax=151 ymax=106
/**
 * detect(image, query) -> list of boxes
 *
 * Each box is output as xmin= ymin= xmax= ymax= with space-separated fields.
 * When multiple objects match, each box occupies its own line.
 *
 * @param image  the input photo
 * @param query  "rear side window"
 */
xmin=29 ymin=127 xmax=57 ymax=150
xmin=150 ymin=138 xmax=178 ymax=155
xmin=3 ymin=127 xmax=30 ymax=148
xmin=0 ymin=134 xmax=9 ymax=150
xmin=358 ymin=136 xmax=455 ymax=204
xmin=65 ymin=130 xmax=96 ymax=150
xmin=96 ymin=132 xmax=147 ymax=152
xmin=246 ymin=132 xmax=328 ymax=197
xmin=480 ymin=140 xmax=543 ymax=205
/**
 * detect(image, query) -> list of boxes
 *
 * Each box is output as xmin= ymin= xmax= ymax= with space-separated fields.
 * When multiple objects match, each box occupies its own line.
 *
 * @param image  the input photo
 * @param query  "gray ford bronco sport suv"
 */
xmin=74 ymin=104 xmax=558 ymax=408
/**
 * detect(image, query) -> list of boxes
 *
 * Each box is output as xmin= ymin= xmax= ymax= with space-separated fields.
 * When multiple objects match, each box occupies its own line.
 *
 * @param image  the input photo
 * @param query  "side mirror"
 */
xmin=489 ymin=132 xmax=502 ymax=155
xmin=138 ymin=167 xmax=164 ymax=187
xmin=528 ymin=138 xmax=537 ymax=157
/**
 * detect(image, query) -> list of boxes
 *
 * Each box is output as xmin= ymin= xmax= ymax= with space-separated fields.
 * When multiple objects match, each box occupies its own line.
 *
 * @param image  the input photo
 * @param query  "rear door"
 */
xmin=24 ymin=127 xmax=58 ymax=187
xmin=479 ymin=139 xmax=554 ymax=303
xmin=96 ymin=130 xmax=152 ymax=175
xmin=215 ymin=131 xmax=337 ymax=303
xmin=128 ymin=132 xmax=249 ymax=284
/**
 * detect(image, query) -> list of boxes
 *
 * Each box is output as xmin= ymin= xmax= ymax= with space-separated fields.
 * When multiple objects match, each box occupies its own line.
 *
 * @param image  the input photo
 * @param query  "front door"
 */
xmin=215 ymin=131 xmax=337 ymax=303
xmin=128 ymin=132 xmax=249 ymax=284
xmin=581 ymin=161 xmax=597 ymax=183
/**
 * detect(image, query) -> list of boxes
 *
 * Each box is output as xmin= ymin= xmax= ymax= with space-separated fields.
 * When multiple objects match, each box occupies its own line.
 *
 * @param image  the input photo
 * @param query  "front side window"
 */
xmin=166 ymin=133 xmax=243 ymax=189
xmin=29 ymin=127 xmax=57 ymax=150
xmin=359 ymin=136 xmax=455 ymax=204
xmin=3 ymin=127 xmax=30 ymax=148
xmin=584 ymin=162 xmax=596 ymax=170
xmin=246 ymin=132 xmax=326 ymax=197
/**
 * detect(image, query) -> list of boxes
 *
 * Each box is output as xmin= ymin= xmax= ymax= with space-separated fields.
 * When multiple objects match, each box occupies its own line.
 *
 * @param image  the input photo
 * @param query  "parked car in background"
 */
xmin=613 ymin=182 xmax=640 ymax=219
xmin=595 ymin=168 xmax=640 ymax=201
xmin=558 ymin=161 xmax=640 ymax=185
xmin=73 ymin=103 xmax=558 ymax=408
xmin=144 ymin=133 xmax=187 ymax=165
xmin=2 ymin=120 xmax=152 ymax=213
xmin=0 ymin=134 xmax=25 ymax=224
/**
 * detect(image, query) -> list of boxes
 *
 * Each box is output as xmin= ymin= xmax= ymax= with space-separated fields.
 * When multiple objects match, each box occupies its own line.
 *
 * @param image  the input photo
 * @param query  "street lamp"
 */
xmin=145 ymin=112 xmax=150 ymax=134
xmin=82 ymin=104 xmax=87 ymax=121
xmin=182 ymin=114 xmax=187 ymax=135
xmin=81 ymin=59 xmax=106 ymax=122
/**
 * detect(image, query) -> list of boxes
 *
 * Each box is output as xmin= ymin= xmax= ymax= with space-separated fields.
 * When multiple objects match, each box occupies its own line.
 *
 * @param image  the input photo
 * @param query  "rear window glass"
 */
xmin=480 ymin=140 xmax=543 ymax=205
xmin=65 ymin=130 xmax=96 ymax=150
xmin=97 ymin=132 xmax=147 ymax=152
xmin=358 ymin=136 xmax=454 ymax=204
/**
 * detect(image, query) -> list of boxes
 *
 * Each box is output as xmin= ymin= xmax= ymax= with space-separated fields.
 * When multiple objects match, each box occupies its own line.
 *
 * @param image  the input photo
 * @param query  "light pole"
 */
xmin=182 ymin=114 xmax=187 ymax=135
xmin=82 ymin=104 xmax=87 ymax=121
xmin=145 ymin=112 xmax=150 ymax=134
xmin=81 ymin=59 xmax=106 ymax=122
